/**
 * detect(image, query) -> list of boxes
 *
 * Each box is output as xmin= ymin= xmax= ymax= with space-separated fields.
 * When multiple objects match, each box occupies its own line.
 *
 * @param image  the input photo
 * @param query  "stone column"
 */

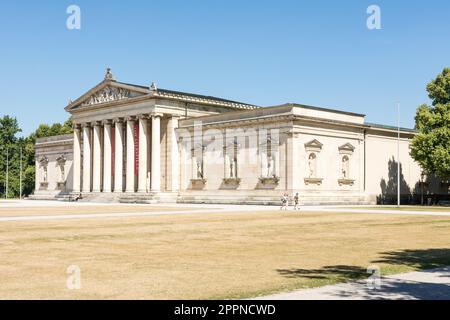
xmin=167 ymin=116 xmax=180 ymax=191
xmin=260 ymin=151 xmax=268 ymax=178
xmin=224 ymin=146 xmax=229 ymax=179
xmin=224 ymin=132 xmax=234 ymax=179
xmin=274 ymin=149 xmax=280 ymax=178
xmin=235 ymin=142 xmax=241 ymax=179
xmin=82 ymin=124 xmax=91 ymax=193
xmin=179 ymin=137 xmax=187 ymax=190
xmin=286 ymin=132 xmax=297 ymax=191
xmin=114 ymin=119 xmax=124 ymax=193
xmin=103 ymin=120 xmax=112 ymax=192
xmin=271 ymin=130 xmax=280 ymax=177
xmin=138 ymin=115 xmax=149 ymax=193
xmin=126 ymin=117 xmax=136 ymax=193
xmin=191 ymin=150 xmax=197 ymax=180
xmin=359 ymin=136 xmax=365 ymax=192
xmin=151 ymin=113 xmax=162 ymax=191
xmin=92 ymin=122 xmax=102 ymax=193
xmin=72 ymin=125 xmax=81 ymax=193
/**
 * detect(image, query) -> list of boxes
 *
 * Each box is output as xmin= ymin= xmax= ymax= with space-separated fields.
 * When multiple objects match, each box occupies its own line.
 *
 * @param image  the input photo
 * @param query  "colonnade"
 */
xmin=72 ymin=113 xmax=166 ymax=194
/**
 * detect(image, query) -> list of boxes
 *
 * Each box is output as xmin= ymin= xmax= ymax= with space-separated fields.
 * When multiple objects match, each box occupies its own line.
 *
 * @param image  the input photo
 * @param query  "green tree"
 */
xmin=0 ymin=116 xmax=22 ymax=198
xmin=29 ymin=117 xmax=73 ymax=141
xmin=411 ymin=68 xmax=450 ymax=179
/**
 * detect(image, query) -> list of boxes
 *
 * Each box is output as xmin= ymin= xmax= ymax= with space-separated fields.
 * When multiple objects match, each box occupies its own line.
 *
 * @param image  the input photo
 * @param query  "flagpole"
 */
xmin=397 ymin=102 xmax=400 ymax=208
xmin=5 ymin=147 xmax=9 ymax=199
xmin=20 ymin=146 xmax=23 ymax=200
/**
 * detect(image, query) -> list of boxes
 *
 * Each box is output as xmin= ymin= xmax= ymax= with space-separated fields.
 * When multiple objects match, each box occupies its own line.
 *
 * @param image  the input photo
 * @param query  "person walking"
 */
xmin=293 ymin=192 xmax=300 ymax=211
xmin=280 ymin=193 xmax=289 ymax=211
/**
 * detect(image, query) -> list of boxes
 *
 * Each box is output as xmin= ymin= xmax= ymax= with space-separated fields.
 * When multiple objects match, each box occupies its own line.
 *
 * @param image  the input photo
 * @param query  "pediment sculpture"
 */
xmin=81 ymin=86 xmax=131 ymax=106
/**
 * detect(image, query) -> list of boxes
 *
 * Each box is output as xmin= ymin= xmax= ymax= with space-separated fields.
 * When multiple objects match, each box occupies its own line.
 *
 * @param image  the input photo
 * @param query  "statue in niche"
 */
xmin=39 ymin=157 xmax=49 ymax=183
xmin=267 ymin=154 xmax=275 ymax=177
xmin=230 ymin=158 xmax=237 ymax=178
xmin=43 ymin=166 xmax=48 ymax=183
xmin=342 ymin=156 xmax=349 ymax=179
xmin=196 ymin=160 xmax=204 ymax=179
xmin=56 ymin=155 xmax=67 ymax=183
xmin=308 ymin=153 xmax=316 ymax=178
xmin=60 ymin=164 xmax=65 ymax=182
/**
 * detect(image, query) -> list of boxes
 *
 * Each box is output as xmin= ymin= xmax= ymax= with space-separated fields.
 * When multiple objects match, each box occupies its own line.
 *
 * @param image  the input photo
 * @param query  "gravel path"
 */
xmin=256 ymin=267 xmax=450 ymax=300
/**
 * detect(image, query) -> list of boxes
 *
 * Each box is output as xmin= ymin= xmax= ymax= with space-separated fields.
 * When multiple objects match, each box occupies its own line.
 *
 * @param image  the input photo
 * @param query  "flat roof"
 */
xmin=274 ymin=103 xmax=366 ymax=118
xmin=366 ymin=122 xmax=417 ymax=133
xmin=116 ymin=81 xmax=258 ymax=109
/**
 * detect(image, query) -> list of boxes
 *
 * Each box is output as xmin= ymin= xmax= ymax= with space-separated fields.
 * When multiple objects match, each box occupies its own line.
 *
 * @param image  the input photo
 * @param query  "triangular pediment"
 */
xmin=304 ymin=139 xmax=323 ymax=152
xmin=339 ymin=143 xmax=355 ymax=152
xmin=65 ymin=80 xmax=149 ymax=112
xmin=304 ymin=139 xmax=323 ymax=148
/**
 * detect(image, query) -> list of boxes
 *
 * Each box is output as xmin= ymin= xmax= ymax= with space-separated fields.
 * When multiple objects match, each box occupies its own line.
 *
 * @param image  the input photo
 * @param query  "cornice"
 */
xmin=152 ymin=90 xmax=257 ymax=111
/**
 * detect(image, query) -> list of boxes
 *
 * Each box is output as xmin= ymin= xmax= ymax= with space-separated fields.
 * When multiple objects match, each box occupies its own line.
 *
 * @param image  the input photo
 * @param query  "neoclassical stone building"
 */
xmin=33 ymin=70 xmax=444 ymax=205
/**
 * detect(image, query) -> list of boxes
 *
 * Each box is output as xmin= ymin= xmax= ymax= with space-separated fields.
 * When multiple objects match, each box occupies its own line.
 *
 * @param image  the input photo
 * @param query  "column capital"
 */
xmin=138 ymin=114 xmax=150 ymax=120
xmin=73 ymin=123 xmax=82 ymax=130
xmin=81 ymin=123 xmax=91 ymax=129
xmin=150 ymin=112 xmax=164 ymax=119
xmin=102 ymin=119 xmax=112 ymax=126
xmin=125 ymin=115 xmax=137 ymax=122
xmin=92 ymin=121 xmax=102 ymax=127
xmin=113 ymin=117 xmax=124 ymax=124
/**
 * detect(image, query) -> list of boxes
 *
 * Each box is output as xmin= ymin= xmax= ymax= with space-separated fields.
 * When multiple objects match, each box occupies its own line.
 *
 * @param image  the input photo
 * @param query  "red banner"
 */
xmin=111 ymin=127 xmax=115 ymax=177
xmin=134 ymin=122 xmax=139 ymax=176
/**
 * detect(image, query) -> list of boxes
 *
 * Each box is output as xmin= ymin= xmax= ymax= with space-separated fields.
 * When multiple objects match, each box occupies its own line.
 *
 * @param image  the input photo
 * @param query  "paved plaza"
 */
xmin=257 ymin=267 xmax=450 ymax=300
xmin=1 ymin=200 xmax=449 ymax=223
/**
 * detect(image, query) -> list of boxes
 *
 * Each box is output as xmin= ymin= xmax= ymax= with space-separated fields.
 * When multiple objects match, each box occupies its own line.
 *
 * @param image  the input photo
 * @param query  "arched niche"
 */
xmin=304 ymin=139 xmax=323 ymax=185
xmin=338 ymin=143 xmax=355 ymax=186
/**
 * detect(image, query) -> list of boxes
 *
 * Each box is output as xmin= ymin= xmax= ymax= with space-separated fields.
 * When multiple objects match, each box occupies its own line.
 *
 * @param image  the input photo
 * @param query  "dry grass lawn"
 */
xmin=0 ymin=209 xmax=449 ymax=299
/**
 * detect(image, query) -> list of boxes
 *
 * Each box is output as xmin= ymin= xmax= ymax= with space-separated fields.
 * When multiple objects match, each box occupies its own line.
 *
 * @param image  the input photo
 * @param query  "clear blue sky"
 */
xmin=1 ymin=0 xmax=449 ymax=135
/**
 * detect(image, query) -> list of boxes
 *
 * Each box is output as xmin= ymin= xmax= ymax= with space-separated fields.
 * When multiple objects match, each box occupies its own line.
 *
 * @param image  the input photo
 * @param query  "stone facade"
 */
xmin=32 ymin=70 xmax=445 ymax=204
xmin=33 ymin=134 xmax=74 ymax=200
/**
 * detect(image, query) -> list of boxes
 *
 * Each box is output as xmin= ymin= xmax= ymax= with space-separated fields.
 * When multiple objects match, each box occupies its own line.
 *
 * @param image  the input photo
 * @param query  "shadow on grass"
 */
xmin=373 ymin=248 xmax=450 ymax=270
xmin=276 ymin=248 xmax=450 ymax=299
xmin=277 ymin=265 xmax=367 ymax=282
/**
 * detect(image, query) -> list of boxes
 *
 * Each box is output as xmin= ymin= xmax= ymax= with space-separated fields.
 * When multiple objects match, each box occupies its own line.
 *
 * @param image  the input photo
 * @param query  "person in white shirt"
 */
xmin=280 ymin=193 xmax=289 ymax=211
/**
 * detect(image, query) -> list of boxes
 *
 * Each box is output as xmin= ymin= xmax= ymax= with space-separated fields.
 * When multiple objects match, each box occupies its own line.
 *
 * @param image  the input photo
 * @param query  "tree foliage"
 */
xmin=411 ymin=68 xmax=450 ymax=179
xmin=29 ymin=118 xmax=73 ymax=142
xmin=0 ymin=116 xmax=22 ymax=198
